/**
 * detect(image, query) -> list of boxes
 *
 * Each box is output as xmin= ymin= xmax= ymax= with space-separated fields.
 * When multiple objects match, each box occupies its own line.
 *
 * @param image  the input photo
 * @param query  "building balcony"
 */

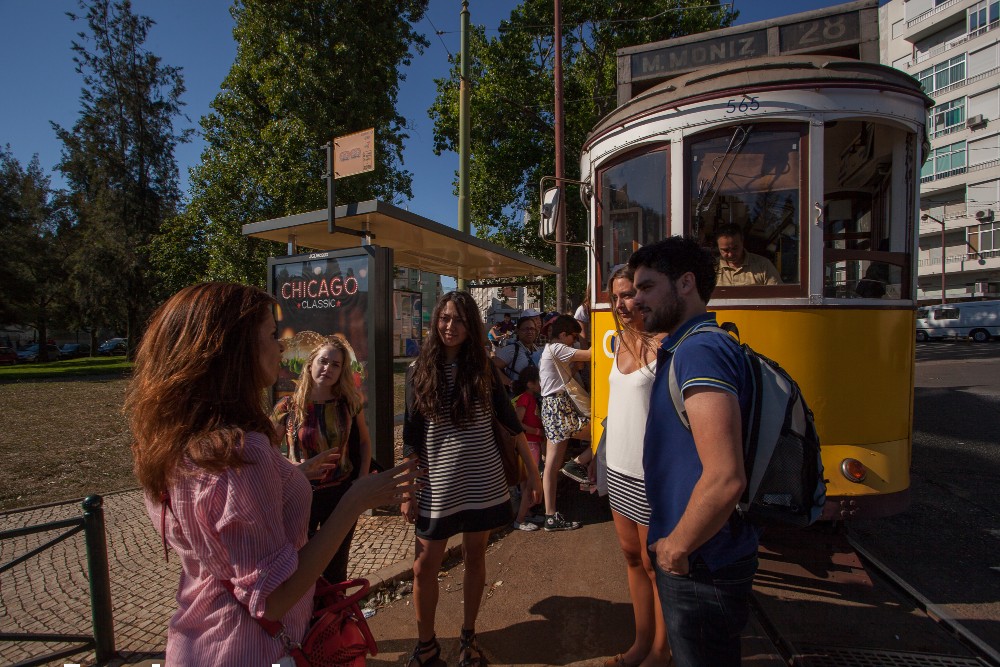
xmin=905 ymin=0 xmax=973 ymax=42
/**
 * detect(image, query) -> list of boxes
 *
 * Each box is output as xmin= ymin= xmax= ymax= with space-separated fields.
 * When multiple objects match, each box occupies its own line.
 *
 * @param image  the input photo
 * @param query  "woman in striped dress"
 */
xmin=402 ymin=291 xmax=542 ymax=667
xmin=603 ymin=265 xmax=672 ymax=667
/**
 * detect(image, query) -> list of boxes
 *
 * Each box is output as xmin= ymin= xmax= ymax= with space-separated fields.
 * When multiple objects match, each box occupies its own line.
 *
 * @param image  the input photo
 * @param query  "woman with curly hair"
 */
xmin=272 ymin=334 xmax=370 ymax=583
xmin=129 ymin=282 xmax=421 ymax=666
xmin=402 ymin=291 xmax=542 ymax=667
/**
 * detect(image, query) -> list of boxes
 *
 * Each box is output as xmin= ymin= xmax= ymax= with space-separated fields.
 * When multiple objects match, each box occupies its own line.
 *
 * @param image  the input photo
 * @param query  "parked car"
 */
xmin=916 ymin=300 xmax=1000 ymax=342
xmin=59 ymin=343 xmax=92 ymax=359
xmin=17 ymin=344 xmax=61 ymax=362
xmin=97 ymin=338 xmax=128 ymax=355
xmin=0 ymin=346 xmax=16 ymax=365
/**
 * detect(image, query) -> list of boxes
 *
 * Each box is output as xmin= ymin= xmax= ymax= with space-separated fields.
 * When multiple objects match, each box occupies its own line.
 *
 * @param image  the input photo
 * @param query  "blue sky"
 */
xmin=0 ymin=0 xmax=848 ymax=230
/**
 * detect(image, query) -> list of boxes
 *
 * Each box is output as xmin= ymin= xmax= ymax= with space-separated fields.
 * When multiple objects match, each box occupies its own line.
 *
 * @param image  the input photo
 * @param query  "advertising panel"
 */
xmin=268 ymin=246 xmax=394 ymax=469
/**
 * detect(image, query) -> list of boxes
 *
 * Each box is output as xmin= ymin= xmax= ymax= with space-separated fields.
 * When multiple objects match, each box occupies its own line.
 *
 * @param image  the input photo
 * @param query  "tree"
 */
xmin=53 ymin=0 xmax=188 ymax=352
xmin=0 ymin=147 xmax=65 ymax=359
xmin=429 ymin=0 xmax=734 ymax=305
xmin=185 ymin=0 xmax=429 ymax=286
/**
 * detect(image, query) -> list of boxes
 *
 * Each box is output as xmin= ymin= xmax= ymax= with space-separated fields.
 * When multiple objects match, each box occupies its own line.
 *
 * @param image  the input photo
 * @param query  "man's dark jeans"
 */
xmin=653 ymin=552 xmax=758 ymax=667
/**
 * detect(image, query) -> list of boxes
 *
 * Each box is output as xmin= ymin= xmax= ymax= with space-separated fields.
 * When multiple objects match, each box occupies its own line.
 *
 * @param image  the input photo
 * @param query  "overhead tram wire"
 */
xmin=424 ymin=13 xmax=453 ymax=59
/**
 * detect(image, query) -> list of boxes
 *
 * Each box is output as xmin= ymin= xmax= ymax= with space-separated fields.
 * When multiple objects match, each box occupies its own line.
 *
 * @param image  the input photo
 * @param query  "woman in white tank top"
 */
xmin=602 ymin=265 xmax=672 ymax=667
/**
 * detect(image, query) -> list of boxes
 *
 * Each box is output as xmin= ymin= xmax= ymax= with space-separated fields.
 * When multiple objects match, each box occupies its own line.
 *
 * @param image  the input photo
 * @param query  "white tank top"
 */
xmin=606 ymin=351 xmax=656 ymax=479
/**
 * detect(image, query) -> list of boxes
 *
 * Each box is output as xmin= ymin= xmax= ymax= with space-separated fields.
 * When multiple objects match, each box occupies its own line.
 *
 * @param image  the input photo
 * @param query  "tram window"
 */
xmin=597 ymin=148 xmax=668 ymax=295
xmin=823 ymin=259 xmax=902 ymax=299
xmin=823 ymin=121 xmax=912 ymax=300
xmin=688 ymin=125 xmax=804 ymax=293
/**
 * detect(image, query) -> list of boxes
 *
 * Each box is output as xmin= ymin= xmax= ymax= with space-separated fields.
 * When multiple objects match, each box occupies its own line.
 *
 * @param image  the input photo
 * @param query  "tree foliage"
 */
xmin=429 ymin=0 xmax=734 ymax=305
xmin=0 ymin=148 xmax=65 ymax=358
xmin=53 ymin=0 xmax=188 ymax=348
xmin=186 ymin=0 xmax=430 ymax=286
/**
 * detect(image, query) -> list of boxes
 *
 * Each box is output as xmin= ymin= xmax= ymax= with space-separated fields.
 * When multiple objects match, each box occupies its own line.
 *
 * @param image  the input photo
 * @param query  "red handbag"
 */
xmin=225 ymin=577 xmax=378 ymax=667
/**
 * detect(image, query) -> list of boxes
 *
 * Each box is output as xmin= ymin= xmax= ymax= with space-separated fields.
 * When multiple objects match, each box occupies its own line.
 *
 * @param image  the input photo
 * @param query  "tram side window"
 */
xmin=822 ymin=121 xmax=911 ymax=300
xmin=688 ymin=125 xmax=804 ymax=293
xmin=597 ymin=148 xmax=668 ymax=294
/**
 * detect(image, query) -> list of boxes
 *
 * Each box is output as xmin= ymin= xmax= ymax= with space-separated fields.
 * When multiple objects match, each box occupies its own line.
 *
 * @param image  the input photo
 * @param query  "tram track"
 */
xmin=846 ymin=531 xmax=1000 ymax=667
xmin=748 ymin=524 xmax=999 ymax=667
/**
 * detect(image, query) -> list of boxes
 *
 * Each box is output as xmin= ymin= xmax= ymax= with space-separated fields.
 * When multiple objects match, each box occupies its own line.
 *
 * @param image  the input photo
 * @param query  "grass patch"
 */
xmin=0 ymin=356 xmax=132 ymax=382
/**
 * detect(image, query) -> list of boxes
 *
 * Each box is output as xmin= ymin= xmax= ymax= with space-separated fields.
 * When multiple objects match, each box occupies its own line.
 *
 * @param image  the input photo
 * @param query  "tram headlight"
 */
xmin=840 ymin=458 xmax=868 ymax=483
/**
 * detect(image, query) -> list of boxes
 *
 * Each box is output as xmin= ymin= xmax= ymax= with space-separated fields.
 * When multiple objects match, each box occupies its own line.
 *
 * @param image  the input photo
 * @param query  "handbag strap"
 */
xmin=549 ymin=348 xmax=577 ymax=392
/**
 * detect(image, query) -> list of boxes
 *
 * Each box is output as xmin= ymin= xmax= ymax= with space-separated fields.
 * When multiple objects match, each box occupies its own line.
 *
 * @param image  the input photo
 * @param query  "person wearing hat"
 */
xmin=493 ymin=314 xmax=542 ymax=390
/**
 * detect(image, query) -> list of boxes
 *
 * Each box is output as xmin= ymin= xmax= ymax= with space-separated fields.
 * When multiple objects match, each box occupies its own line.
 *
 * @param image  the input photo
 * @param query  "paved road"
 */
xmin=851 ymin=341 xmax=1000 ymax=652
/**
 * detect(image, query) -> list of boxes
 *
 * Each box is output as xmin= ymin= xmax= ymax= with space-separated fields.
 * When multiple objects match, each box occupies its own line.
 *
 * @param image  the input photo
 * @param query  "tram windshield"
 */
xmin=688 ymin=125 xmax=805 ymax=295
xmin=597 ymin=148 xmax=668 ymax=293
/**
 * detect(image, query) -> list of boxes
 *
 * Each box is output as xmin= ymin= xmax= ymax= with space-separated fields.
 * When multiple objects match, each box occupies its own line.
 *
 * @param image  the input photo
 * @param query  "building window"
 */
xmin=968 ymin=0 xmax=1000 ymax=34
xmin=916 ymin=55 xmax=966 ymax=94
xmin=921 ymin=141 xmax=967 ymax=181
xmin=929 ymin=98 xmax=966 ymax=137
xmin=970 ymin=219 xmax=1000 ymax=252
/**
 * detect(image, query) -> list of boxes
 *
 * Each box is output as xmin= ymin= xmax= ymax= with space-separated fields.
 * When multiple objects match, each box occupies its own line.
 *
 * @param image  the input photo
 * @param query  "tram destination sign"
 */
xmin=624 ymin=2 xmax=875 ymax=90
xmin=631 ymin=30 xmax=767 ymax=80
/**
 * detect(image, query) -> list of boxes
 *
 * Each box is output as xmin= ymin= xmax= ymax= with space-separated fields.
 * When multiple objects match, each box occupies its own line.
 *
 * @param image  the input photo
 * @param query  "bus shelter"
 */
xmin=243 ymin=199 xmax=556 ymax=470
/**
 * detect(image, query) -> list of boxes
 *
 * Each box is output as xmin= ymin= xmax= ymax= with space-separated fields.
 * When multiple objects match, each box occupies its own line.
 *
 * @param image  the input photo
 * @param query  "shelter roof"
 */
xmin=242 ymin=200 xmax=556 ymax=281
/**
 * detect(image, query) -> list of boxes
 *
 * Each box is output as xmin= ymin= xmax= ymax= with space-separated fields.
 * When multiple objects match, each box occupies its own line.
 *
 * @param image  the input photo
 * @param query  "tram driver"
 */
xmin=714 ymin=224 xmax=782 ymax=287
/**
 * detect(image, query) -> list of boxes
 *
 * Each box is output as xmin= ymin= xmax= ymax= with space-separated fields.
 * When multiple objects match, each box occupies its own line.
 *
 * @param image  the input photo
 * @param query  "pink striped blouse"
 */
xmin=146 ymin=431 xmax=313 ymax=666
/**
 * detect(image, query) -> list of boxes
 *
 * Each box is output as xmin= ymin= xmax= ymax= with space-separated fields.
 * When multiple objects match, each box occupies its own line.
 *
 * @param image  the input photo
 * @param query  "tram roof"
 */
xmin=587 ymin=56 xmax=933 ymax=150
xmin=242 ymin=199 xmax=557 ymax=281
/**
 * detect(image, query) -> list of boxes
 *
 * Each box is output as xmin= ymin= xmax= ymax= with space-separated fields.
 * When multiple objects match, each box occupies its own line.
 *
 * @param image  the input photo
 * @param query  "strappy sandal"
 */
xmin=458 ymin=628 xmax=487 ymax=667
xmin=407 ymin=635 xmax=446 ymax=667
xmin=602 ymin=654 xmax=640 ymax=667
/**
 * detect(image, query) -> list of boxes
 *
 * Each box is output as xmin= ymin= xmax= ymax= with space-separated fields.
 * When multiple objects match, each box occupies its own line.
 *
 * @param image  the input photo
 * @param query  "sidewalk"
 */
xmin=0 ymin=489 xmax=413 ymax=666
xmin=1 ymin=473 xmax=783 ymax=667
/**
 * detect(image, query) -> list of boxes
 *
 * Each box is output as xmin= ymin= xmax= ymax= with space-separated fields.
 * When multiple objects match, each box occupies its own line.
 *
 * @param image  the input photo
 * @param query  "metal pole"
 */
xmin=82 ymin=495 xmax=115 ymax=664
xmin=457 ymin=0 xmax=471 ymax=292
xmin=940 ymin=221 xmax=946 ymax=304
xmin=326 ymin=141 xmax=337 ymax=235
xmin=554 ymin=0 xmax=566 ymax=312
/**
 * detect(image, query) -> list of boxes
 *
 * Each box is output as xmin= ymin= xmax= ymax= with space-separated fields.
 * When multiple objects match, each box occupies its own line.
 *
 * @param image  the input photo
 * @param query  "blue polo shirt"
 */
xmin=644 ymin=313 xmax=758 ymax=571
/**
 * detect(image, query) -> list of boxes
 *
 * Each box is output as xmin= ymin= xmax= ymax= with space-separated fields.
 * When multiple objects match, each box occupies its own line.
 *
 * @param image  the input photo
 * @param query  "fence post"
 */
xmin=82 ymin=495 xmax=116 ymax=664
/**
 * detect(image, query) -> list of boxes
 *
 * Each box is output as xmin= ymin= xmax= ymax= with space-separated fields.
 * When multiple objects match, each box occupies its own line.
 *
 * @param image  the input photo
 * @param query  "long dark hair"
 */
xmin=411 ymin=291 xmax=492 ymax=425
xmin=127 ymin=282 xmax=278 ymax=498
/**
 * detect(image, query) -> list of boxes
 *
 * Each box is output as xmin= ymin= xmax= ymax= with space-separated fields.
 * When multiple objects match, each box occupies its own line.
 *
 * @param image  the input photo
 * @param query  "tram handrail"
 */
xmin=0 ymin=495 xmax=116 ymax=666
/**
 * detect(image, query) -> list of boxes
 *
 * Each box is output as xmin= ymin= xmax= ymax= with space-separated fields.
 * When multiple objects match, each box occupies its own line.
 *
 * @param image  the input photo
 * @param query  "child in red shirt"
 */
xmin=512 ymin=366 xmax=544 ymax=530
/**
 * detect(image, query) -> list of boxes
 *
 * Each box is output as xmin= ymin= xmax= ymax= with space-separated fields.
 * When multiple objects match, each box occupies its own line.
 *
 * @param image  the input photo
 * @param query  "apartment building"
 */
xmin=883 ymin=0 xmax=1000 ymax=303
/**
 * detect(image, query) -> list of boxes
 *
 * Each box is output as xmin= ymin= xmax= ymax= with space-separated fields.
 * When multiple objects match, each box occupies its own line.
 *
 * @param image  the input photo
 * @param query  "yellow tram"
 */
xmin=569 ymin=36 xmax=931 ymax=519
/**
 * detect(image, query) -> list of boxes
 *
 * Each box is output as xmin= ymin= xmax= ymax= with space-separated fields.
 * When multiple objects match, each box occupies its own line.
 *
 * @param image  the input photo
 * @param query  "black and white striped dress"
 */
xmin=413 ymin=364 xmax=512 ymax=540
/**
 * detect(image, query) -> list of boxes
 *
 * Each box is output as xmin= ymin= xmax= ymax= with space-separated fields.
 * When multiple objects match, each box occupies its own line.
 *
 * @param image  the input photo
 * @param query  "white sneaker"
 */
xmin=513 ymin=521 xmax=539 ymax=531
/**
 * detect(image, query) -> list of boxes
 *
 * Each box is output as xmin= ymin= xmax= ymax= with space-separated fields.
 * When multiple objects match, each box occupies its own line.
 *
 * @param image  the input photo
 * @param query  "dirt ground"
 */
xmin=0 ymin=373 xmax=408 ymax=512
xmin=0 ymin=377 xmax=134 ymax=511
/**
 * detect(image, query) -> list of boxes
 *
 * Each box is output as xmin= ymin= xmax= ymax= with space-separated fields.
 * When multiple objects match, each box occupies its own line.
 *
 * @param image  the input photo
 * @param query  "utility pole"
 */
xmin=922 ymin=213 xmax=947 ymax=304
xmin=554 ymin=0 xmax=566 ymax=312
xmin=457 ymin=0 xmax=471 ymax=292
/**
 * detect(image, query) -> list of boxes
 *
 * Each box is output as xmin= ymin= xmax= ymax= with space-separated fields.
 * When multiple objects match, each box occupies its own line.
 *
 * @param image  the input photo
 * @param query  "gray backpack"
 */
xmin=668 ymin=325 xmax=826 ymax=527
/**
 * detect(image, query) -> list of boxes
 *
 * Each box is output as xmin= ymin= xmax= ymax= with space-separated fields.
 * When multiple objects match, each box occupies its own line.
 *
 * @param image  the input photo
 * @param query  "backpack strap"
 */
xmin=503 ymin=342 xmax=523 ymax=380
xmin=666 ymin=325 xmax=733 ymax=431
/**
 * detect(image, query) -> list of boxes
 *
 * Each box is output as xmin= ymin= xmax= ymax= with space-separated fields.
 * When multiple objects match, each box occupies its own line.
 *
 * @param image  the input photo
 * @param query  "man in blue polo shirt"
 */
xmin=628 ymin=236 xmax=758 ymax=667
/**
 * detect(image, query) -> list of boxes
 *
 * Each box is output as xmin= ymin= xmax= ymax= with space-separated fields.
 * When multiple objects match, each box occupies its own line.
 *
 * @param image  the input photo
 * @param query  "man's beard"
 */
xmin=642 ymin=288 xmax=683 ymax=335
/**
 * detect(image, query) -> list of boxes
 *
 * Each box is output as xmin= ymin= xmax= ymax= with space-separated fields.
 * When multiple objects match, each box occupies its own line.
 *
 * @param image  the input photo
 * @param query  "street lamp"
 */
xmin=921 ymin=213 xmax=947 ymax=304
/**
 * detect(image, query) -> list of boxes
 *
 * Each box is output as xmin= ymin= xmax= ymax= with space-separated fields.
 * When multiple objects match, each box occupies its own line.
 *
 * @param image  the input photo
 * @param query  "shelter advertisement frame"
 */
xmin=267 ymin=245 xmax=394 ymax=471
